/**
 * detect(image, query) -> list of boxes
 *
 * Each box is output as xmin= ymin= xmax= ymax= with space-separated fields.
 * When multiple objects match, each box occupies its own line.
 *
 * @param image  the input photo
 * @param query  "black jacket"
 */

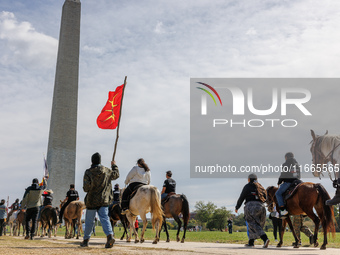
xmin=278 ymin=157 xmax=300 ymax=185
xmin=235 ymin=182 xmax=264 ymax=210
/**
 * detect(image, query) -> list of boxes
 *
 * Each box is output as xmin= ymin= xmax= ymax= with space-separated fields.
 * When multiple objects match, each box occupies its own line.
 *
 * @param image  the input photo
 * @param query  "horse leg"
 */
xmin=140 ymin=215 xmax=148 ymax=243
xmin=153 ymin=215 xmax=161 ymax=244
xmin=173 ymin=215 xmax=182 ymax=242
xmin=286 ymin=216 xmax=300 ymax=248
xmin=305 ymin=209 xmax=320 ymax=248
xmin=277 ymin=219 xmax=286 ymax=247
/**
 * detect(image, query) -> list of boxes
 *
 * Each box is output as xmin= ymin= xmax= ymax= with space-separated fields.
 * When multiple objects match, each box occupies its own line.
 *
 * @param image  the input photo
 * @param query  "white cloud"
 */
xmin=0 ymin=11 xmax=57 ymax=68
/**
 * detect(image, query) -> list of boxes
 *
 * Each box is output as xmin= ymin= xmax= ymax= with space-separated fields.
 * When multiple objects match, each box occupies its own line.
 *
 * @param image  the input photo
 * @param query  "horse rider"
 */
xmin=21 ymin=177 xmax=47 ymax=240
xmin=121 ymin=158 xmax=151 ymax=215
xmin=58 ymin=184 xmax=79 ymax=224
xmin=7 ymin=198 xmax=20 ymax=219
xmin=161 ymin=170 xmax=176 ymax=201
xmin=235 ymin=173 xmax=269 ymax=248
xmin=275 ymin=152 xmax=300 ymax=216
xmin=113 ymin=184 xmax=121 ymax=204
xmin=80 ymin=152 xmax=119 ymax=248
xmin=0 ymin=199 xmax=7 ymax=236
xmin=39 ymin=189 xmax=53 ymax=218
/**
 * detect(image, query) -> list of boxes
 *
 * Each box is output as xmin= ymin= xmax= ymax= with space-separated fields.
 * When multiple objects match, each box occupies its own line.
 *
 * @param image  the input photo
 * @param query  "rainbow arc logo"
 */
xmin=196 ymin=82 xmax=223 ymax=106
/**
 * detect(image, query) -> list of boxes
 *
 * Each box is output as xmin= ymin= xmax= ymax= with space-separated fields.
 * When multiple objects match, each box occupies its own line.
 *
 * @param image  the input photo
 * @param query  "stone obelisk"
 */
xmin=47 ymin=0 xmax=81 ymax=206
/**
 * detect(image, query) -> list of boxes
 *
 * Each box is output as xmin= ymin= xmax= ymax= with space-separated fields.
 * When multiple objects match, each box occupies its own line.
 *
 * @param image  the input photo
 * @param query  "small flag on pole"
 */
xmin=43 ymin=156 xmax=49 ymax=178
xmin=97 ymin=84 xmax=125 ymax=129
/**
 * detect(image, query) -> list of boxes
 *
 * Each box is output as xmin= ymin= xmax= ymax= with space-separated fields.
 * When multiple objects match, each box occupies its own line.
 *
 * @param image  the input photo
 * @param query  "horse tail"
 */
xmin=52 ymin=208 xmax=58 ymax=226
xmin=315 ymin=183 xmax=336 ymax=236
xmin=150 ymin=186 xmax=164 ymax=230
xmin=180 ymin=194 xmax=190 ymax=226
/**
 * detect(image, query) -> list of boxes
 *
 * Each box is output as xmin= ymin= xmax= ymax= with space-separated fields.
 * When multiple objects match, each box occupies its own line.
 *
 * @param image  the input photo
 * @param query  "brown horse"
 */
xmin=160 ymin=194 xmax=190 ymax=243
xmin=15 ymin=209 xmax=26 ymax=236
xmin=40 ymin=206 xmax=58 ymax=238
xmin=60 ymin=200 xmax=85 ymax=239
xmin=109 ymin=203 xmax=129 ymax=240
xmin=266 ymin=183 xmax=335 ymax=249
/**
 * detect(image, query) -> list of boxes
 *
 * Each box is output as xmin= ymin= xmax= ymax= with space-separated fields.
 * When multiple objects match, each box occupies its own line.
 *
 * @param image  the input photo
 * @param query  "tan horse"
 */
xmin=124 ymin=185 xmax=163 ymax=244
xmin=60 ymin=200 xmax=85 ymax=239
xmin=7 ymin=210 xmax=19 ymax=236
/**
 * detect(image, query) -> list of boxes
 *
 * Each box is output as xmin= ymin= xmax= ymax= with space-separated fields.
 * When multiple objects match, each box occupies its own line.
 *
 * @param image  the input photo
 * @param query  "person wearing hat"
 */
xmin=58 ymin=184 xmax=79 ymax=223
xmin=235 ymin=174 xmax=269 ymax=248
xmin=0 ymin=199 xmax=7 ymax=236
xmin=161 ymin=170 xmax=176 ymax=201
xmin=112 ymin=184 xmax=121 ymax=204
xmin=38 ymin=189 xmax=54 ymax=219
xmin=80 ymin=152 xmax=119 ymax=249
xmin=21 ymin=177 xmax=47 ymax=240
xmin=275 ymin=152 xmax=300 ymax=216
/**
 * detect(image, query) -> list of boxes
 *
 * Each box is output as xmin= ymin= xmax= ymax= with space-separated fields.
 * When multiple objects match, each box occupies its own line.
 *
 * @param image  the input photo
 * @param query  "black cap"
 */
xmin=91 ymin=152 xmax=101 ymax=165
xmin=32 ymin=178 xmax=39 ymax=184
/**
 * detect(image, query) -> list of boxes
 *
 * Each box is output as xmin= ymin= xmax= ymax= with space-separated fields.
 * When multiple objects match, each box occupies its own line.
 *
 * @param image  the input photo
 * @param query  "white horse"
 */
xmin=124 ymin=185 xmax=163 ymax=244
xmin=7 ymin=210 xmax=19 ymax=236
xmin=310 ymin=129 xmax=340 ymax=180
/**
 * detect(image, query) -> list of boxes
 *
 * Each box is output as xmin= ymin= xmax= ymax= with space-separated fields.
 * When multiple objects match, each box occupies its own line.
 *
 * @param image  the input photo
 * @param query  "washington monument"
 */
xmin=47 ymin=0 xmax=81 ymax=206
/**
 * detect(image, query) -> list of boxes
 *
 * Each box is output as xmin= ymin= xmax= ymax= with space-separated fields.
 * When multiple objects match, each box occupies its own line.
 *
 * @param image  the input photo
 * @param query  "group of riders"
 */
xmin=235 ymin=151 xmax=339 ymax=248
xmin=0 ymin=153 xmax=177 ymax=249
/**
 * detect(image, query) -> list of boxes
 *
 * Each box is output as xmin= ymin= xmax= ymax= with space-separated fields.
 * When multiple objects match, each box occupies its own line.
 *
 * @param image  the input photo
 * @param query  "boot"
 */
xmin=105 ymin=234 xmax=115 ymax=248
xmin=326 ymin=187 xmax=340 ymax=205
xmin=80 ymin=239 xmax=89 ymax=247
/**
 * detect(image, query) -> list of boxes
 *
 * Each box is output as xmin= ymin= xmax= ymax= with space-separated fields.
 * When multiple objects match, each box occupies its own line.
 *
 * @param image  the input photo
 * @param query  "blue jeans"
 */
xmin=83 ymin=206 xmax=113 ymax=240
xmin=161 ymin=193 xmax=168 ymax=200
xmin=275 ymin=182 xmax=291 ymax=207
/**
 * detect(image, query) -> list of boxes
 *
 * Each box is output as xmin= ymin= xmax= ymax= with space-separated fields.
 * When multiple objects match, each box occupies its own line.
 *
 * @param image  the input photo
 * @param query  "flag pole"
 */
xmin=112 ymin=76 xmax=127 ymax=161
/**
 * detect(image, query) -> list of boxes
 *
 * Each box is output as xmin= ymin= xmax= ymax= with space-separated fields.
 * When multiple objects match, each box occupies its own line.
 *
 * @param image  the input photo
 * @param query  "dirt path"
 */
xmin=2 ymin=236 xmax=340 ymax=255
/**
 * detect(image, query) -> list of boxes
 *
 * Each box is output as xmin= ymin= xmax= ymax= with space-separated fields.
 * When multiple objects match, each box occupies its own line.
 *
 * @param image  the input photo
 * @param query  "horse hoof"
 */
xmin=135 ymin=240 xmax=139 ymax=243
xmin=181 ymin=239 xmax=185 ymax=243
xmin=140 ymin=239 xmax=144 ymax=243
xmin=293 ymin=245 xmax=299 ymax=249
xmin=314 ymin=242 xmax=319 ymax=247
xmin=276 ymin=244 xmax=282 ymax=248
xmin=76 ymin=237 xmax=79 ymax=239
xmin=320 ymin=245 xmax=326 ymax=250
xmin=120 ymin=237 xmax=124 ymax=240
xmin=152 ymin=240 xmax=158 ymax=244
xmin=166 ymin=239 xmax=170 ymax=242
xmin=176 ymin=238 xmax=180 ymax=242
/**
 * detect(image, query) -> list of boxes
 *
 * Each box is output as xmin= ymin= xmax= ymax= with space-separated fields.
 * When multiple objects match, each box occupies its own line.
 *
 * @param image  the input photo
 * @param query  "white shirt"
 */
xmin=124 ymin=166 xmax=151 ymax=185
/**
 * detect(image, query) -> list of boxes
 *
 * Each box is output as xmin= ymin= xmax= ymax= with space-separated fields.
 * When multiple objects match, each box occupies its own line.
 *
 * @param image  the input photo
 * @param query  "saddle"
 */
xmin=161 ymin=192 xmax=176 ymax=205
xmin=128 ymin=184 xmax=145 ymax=200
xmin=283 ymin=179 xmax=303 ymax=201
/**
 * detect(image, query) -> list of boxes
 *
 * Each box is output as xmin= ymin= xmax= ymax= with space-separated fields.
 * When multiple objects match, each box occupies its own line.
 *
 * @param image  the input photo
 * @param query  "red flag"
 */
xmin=97 ymin=84 xmax=125 ymax=129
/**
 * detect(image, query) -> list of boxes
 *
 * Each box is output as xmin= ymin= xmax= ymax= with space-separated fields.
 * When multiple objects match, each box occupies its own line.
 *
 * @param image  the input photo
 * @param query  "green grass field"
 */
xmin=54 ymin=226 xmax=340 ymax=248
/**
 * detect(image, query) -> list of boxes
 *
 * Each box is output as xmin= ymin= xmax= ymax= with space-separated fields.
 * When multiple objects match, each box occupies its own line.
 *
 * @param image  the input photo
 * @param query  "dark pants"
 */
xmin=0 ymin=219 xmax=4 ymax=236
xmin=121 ymin=182 xmax=145 ymax=210
xmin=271 ymin=217 xmax=282 ymax=240
xmin=59 ymin=201 xmax=71 ymax=220
xmin=228 ymin=225 xmax=232 ymax=234
xmin=25 ymin=207 xmax=39 ymax=237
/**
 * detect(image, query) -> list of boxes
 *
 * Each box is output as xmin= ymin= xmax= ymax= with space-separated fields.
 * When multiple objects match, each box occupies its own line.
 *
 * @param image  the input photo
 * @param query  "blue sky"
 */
xmin=1 ymin=0 xmax=340 ymax=213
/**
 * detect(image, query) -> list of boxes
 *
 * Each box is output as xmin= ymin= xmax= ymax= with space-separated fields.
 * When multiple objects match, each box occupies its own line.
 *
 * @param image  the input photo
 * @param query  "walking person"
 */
xmin=135 ymin=217 xmax=139 ymax=233
xmin=80 ymin=152 xmax=119 ymax=248
xmin=227 ymin=218 xmax=233 ymax=234
xmin=269 ymin=206 xmax=282 ymax=241
xmin=235 ymin=174 xmax=269 ymax=248
xmin=121 ymin=158 xmax=151 ymax=215
xmin=21 ymin=177 xmax=46 ymax=240
xmin=58 ymin=184 xmax=79 ymax=223
xmin=291 ymin=215 xmax=314 ymax=246
xmin=0 ymin=199 xmax=7 ymax=236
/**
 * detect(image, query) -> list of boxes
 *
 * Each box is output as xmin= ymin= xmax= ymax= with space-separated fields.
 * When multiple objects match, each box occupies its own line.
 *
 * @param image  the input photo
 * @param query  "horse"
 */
xmin=6 ymin=210 xmax=19 ymax=236
xmin=60 ymin=200 xmax=85 ymax=239
xmin=15 ymin=209 xmax=26 ymax=236
xmin=123 ymin=185 xmax=163 ymax=244
xmin=160 ymin=194 xmax=190 ymax=243
xmin=109 ymin=203 xmax=129 ymax=240
xmin=266 ymin=183 xmax=335 ymax=249
xmin=39 ymin=206 xmax=58 ymax=238
xmin=310 ymin=130 xmax=340 ymax=179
